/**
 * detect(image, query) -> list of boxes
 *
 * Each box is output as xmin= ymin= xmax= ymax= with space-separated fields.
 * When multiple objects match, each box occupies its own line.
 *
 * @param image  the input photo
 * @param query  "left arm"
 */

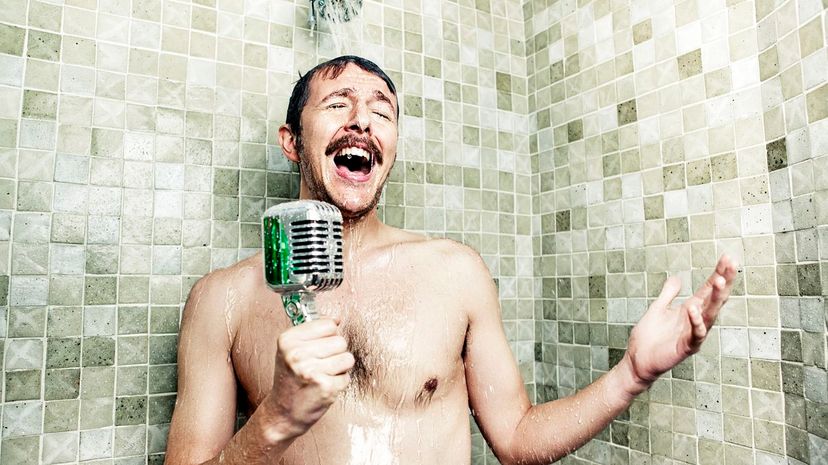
xmin=464 ymin=255 xmax=737 ymax=465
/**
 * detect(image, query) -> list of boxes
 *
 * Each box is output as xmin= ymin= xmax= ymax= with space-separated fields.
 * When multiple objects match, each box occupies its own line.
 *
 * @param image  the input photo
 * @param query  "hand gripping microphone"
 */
xmin=262 ymin=200 xmax=344 ymax=325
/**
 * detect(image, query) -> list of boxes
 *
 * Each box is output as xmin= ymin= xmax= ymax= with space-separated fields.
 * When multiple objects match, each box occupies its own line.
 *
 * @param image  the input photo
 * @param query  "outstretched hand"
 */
xmin=626 ymin=255 xmax=738 ymax=385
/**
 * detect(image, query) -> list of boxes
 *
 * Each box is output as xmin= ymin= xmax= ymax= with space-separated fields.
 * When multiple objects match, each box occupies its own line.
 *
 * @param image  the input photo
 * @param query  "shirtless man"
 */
xmin=164 ymin=55 xmax=738 ymax=465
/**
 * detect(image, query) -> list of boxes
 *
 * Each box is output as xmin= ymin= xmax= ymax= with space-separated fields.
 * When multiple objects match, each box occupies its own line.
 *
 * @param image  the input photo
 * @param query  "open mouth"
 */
xmin=333 ymin=146 xmax=373 ymax=175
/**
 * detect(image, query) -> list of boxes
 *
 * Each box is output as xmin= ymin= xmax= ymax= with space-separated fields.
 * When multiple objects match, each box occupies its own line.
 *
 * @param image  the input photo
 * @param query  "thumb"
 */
xmin=653 ymin=276 xmax=682 ymax=310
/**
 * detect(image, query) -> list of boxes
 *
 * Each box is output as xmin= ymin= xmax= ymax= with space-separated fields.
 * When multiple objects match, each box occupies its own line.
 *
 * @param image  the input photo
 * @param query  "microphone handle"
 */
xmin=283 ymin=292 xmax=318 ymax=325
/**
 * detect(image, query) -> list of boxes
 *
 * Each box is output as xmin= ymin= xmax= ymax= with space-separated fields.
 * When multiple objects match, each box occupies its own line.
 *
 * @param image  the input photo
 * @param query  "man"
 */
xmin=164 ymin=55 xmax=738 ymax=465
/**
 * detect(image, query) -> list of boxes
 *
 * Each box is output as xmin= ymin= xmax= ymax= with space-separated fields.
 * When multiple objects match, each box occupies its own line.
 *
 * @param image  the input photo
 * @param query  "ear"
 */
xmin=278 ymin=124 xmax=300 ymax=163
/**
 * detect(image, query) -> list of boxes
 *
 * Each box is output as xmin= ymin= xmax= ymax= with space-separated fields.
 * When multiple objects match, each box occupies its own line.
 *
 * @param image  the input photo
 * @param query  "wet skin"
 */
xmin=169 ymin=234 xmax=486 ymax=464
xmin=164 ymin=63 xmax=739 ymax=465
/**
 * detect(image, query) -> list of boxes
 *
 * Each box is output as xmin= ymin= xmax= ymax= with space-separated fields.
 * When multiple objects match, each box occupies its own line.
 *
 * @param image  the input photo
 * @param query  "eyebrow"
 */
xmin=319 ymin=88 xmax=397 ymax=113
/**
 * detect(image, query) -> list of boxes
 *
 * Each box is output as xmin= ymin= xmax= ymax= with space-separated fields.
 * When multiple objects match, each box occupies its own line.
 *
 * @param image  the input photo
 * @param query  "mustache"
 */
xmin=324 ymin=135 xmax=383 ymax=164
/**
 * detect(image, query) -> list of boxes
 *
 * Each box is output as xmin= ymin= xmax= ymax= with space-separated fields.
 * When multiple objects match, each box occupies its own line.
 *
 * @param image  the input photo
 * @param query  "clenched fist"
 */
xmin=263 ymin=318 xmax=355 ymax=439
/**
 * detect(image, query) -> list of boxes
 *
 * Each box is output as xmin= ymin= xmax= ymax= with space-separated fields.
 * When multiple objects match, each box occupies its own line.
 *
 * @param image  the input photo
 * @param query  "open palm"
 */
xmin=626 ymin=256 xmax=738 ymax=383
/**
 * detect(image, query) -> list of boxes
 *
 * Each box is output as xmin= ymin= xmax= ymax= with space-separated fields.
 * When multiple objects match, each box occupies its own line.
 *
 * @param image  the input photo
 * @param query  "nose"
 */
xmin=346 ymin=102 xmax=371 ymax=133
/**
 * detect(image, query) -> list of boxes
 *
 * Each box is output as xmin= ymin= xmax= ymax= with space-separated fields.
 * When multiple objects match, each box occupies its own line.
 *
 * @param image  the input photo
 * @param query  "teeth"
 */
xmin=339 ymin=147 xmax=372 ymax=163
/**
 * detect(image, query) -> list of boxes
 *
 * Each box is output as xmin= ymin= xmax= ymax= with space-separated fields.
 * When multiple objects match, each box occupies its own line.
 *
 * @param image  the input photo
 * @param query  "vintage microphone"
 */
xmin=262 ymin=200 xmax=344 ymax=325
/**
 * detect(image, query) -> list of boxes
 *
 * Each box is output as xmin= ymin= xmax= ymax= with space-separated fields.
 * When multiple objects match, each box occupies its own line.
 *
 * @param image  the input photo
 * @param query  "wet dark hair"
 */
xmin=285 ymin=55 xmax=398 ymax=139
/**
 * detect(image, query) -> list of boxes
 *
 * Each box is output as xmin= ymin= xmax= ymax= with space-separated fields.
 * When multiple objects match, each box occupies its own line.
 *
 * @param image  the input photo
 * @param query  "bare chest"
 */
xmin=234 ymin=268 xmax=469 ymax=410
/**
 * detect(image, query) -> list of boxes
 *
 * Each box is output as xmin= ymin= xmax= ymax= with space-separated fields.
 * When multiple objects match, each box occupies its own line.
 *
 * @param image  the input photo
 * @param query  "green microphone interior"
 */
xmin=263 ymin=216 xmax=291 ymax=286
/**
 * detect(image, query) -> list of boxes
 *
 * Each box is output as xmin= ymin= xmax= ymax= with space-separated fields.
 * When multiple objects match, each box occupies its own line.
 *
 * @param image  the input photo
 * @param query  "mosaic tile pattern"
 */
xmin=527 ymin=0 xmax=827 ymax=464
xmin=1 ymin=0 xmax=826 ymax=463
xmin=0 ymin=0 xmax=532 ymax=463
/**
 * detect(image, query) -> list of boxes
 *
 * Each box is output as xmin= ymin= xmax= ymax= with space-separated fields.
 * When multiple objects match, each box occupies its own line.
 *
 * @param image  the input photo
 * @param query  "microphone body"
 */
xmin=262 ymin=200 xmax=344 ymax=325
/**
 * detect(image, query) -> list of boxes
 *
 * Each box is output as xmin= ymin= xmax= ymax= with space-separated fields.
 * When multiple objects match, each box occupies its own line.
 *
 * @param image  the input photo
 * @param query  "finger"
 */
xmin=302 ymin=335 xmax=349 ymax=359
xmin=692 ymin=270 xmax=718 ymax=304
xmin=321 ymin=351 xmax=355 ymax=376
xmin=653 ymin=276 xmax=682 ymax=310
xmin=716 ymin=254 xmax=738 ymax=281
xmin=292 ymin=318 xmax=341 ymax=341
xmin=688 ymin=304 xmax=706 ymax=343
xmin=701 ymin=256 xmax=739 ymax=323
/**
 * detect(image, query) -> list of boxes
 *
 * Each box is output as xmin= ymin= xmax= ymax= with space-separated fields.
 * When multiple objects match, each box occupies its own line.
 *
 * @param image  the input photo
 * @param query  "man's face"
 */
xmin=286 ymin=64 xmax=399 ymax=220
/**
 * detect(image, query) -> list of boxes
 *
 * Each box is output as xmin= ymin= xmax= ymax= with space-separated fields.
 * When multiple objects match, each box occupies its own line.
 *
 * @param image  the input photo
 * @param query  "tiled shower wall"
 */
xmin=0 ymin=0 xmax=532 ymax=462
xmin=528 ymin=0 xmax=827 ymax=464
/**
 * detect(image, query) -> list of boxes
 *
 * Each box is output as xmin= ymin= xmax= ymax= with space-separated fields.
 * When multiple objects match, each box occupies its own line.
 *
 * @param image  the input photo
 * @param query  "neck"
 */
xmin=297 ymin=186 xmax=385 ymax=261
xmin=340 ymin=210 xmax=384 ymax=261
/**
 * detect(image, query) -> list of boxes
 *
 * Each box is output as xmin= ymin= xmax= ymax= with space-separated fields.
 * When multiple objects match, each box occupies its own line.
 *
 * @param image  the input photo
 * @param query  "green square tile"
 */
xmin=4 ymin=369 xmax=41 ymax=401
xmin=0 ymin=23 xmax=25 ymax=55
xmin=47 ymin=307 xmax=82 ymax=336
xmin=758 ymin=46 xmax=779 ymax=81
xmin=119 ymin=276 xmax=149 ymax=304
xmin=663 ymin=164 xmax=685 ymax=191
xmin=117 ymin=365 xmax=147 ymax=396
xmin=22 ymin=90 xmax=57 ymax=120
xmin=80 ymin=366 xmax=114 ymax=398
xmin=8 ymin=306 xmax=45 ymax=337
xmin=115 ymin=396 xmax=147 ymax=425
xmin=44 ymin=368 xmax=80 ymax=400
xmin=806 ymin=399 xmax=828 ymax=438
xmin=148 ymin=335 xmax=177 ymax=364
xmin=753 ymin=419 xmax=784 ymax=454
xmin=46 ymin=337 xmax=81 ymax=368
xmin=79 ymin=397 xmax=114 ymax=429
xmin=1 ymin=436 xmax=40 ymax=465
xmin=27 ymin=29 xmax=61 ymax=60
xmin=617 ymin=99 xmax=637 ymax=126
xmin=687 ymin=158 xmax=711 ymax=185
xmin=86 ymin=245 xmax=119 ymax=274
xmin=799 ymin=16 xmax=824 ymax=57
xmin=81 ymin=336 xmax=115 ymax=367
xmin=796 ymin=263 xmax=821 ymax=296
xmin=0 ymin=119 xmax=18 ymax=147
xmin=666 ymin=217 xmax=689 ymax=243
xmin=147 ymin=394 xmax=175 ymax=424
xmin=404 ymin=95 xmax=422 ymax=117
xmin=705 ymin=68 xmax=732 ymax=99
xmin=781 ymin=330 xmax=803 ymax=362
xmin=806 ymin=83 xmax=828 ymax=123
xmin=117 ymin=335 xmax=148 ymax=365
xmin=785 ymin=425 xmax=809 ymax=462
xmin=603 ymin=153 xmax=620 ymax=177
xmin=721 ymin=357 xmax=750 ymax=386
xmin=51 ymin=214 xmax=86 ymax=244
xmin=16 ymin=180 xmax=52 ymax=211
xmin=766 ymin=138 xmax=787 ymax=171
xmin=567 ymin=119 xmax=583 ymax=142
xmin=213 ymin=168 xmax=239 ymax=195
xmin=118 ymin=306 xmax=148 ymax=334
xmin=724 ymin=414 xmax=753 ymax=447
xmin=148 ymin=364 xmax=176 ymax=394
xmin=425 ymin=164 xmax=443 ymax=184
xmin=265 ymin=172 xmax=295 ymax=198
xmin=644 ymin=195 xmax=664 ymax=220
xmin=149 ymin=306 xmax=179 ymax=334
xmin=678 ymin=49 xmax=703 ymax=79
xmin=589 ymin=275 xmax=606 ymax=298
xmin=85 ymin=276 xmax=116 ymax=305
xmin=44 ymin=399 xmax=79 ymax=432
xmin=633 ymin=19 xmax=652 ymax=44
xmin=750 ymin=359 xmax=781 ymax=390
xmin=213 ymin=196 xmax=239 ymax=221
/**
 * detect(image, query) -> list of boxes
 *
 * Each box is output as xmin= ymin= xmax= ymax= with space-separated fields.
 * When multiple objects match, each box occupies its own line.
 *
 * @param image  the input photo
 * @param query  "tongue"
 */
xmin=336 ymin=163 xmax=371 ymax=181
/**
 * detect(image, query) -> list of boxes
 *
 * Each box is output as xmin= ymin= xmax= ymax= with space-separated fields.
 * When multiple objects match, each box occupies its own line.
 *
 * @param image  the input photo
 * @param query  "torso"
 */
xmin=225 ymin=235 xmax=474 ymax=464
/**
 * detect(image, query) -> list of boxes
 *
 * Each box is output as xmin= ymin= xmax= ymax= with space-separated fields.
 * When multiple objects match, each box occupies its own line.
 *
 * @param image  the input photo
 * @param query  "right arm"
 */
xmin=164 ymin=273 xmax=354 ymax=465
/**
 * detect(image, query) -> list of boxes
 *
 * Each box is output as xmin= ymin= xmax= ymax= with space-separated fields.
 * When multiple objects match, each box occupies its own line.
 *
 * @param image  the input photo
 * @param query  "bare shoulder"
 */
xmin=383 ymin=228 xmax=493 ymax=287
xmin=181 ymin=253 xmax=264 ymax=333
